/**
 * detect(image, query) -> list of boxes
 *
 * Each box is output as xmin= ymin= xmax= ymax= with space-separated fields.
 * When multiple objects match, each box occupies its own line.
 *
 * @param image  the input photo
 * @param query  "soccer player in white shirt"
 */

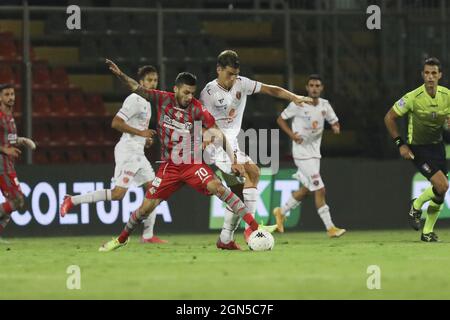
xmin=200 ymin=50 xmax=312 ymax=250
xmin=273 ymin=74 xmax=346 ymax=238
xmin=60 ymin=66 xmax=168 ymax=244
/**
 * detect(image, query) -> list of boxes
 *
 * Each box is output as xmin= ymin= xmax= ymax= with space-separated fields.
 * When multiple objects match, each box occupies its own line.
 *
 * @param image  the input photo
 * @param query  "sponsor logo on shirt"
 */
xmin=152 ymin=177 xmax=162 ymax=187
xmin=163 ymin=115 xmax=192 ymax=131
xmin=8 ymin=133 xmax=17 ymax=144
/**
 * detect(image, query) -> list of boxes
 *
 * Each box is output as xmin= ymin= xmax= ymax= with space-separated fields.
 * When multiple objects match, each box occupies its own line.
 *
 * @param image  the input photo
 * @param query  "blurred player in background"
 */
xmin=98 ymin=59 xmax=278 ymax=252
xmin=60 ymin=66 xmax=168 ymax=244
xmin=384 ymin=57 xmax=450 ymax=242
xmin=0 ymin=83 xmax=36 ymax=242
xmin=200 ymin=50 xmax=313 ymax=250
xmin=273 ymin=75 xmax=346 ymax=238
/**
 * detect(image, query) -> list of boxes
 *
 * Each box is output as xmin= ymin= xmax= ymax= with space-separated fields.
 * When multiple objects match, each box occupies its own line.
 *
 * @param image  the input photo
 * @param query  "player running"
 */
xmin=200 ymin=50 xmax=313 ymax=250
xmin=60 ymin=66 xmax=167 ymax=244
xmin=98 ymin=59 xmax=278 ymax=252
xmin=272 ymin=75 xmax=346 ymax=237
xmin=384 ymin=57 xmax=450 ymax=242
xmin=0 ymin=83 xmax=36 ymax=242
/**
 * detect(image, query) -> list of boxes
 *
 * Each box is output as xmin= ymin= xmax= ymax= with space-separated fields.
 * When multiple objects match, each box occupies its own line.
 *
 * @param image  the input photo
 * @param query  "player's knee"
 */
xmin=13 ymin=196 xmax=26 ymax=211
xmin=245 ymin=164 xmax=260 ymax=183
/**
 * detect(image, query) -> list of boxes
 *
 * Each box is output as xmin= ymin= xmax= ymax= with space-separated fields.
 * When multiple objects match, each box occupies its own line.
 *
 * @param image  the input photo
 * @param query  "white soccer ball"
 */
xmin=248 ymin=230 xmax=274 ymax=251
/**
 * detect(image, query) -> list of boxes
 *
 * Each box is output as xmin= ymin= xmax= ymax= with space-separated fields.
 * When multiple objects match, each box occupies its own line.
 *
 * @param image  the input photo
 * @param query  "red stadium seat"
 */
xmin=32 ymin=123 xmax=51 ymax=146
xmin=67 ymin=91 xmax=88 ymax=116
xmin=84 ymin=120 xmax=105 ymax=145
xmin=32 ymin=92 xmax=51 ymax=117
xmin=0 ymin=33 xmax=17 ymax=61
xmin=48 ymin=149 xmax=66 ymax=163
xmin=0 ymin=65 xmax=14 ymax=84
xmin=51 ymin=67 xmax=70 ymax=89
xmin=67 ymin=123 xmax=86 ymax=146
xmin=86 ymin=94 xmax=107 ymax=115
xmin=49 ymin=122 xmax=69 ymax=146
xmin=33 ymin=149 xmax=50 ymax=164
xmin=50 ymin=93 xmax=70 ymax=116
xmin=66 ymin=148 xmax=85 ymax=163
xmin=85 ymin=148 xmax=104 ymax=163
xmin=32 ymin=64 xmax=52 ymax=90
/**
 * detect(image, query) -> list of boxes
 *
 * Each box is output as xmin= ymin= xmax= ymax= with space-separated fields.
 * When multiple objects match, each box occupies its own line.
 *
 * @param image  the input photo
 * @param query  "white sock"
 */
xmin=71 ymin=189 xmax=112 ymax=205
xmin=317 ymin=205 xmax=334 ymax=230
xmin=281 ymin=195 xmax=300 ymax=215
xmin=220 ymin=207 xmax=240 ymax=244
xmin=243 ymin=188 xmax=258 ymax=231
xmin=142 ymin=210 xmax=157 ymax=239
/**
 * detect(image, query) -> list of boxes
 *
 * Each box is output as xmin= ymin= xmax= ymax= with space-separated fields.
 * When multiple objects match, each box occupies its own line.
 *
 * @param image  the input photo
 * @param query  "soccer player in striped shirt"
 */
xmin=98 ymin=59 xmax=278 ymax=252
xmin=0 ymin=83 xmax=36 ymax=241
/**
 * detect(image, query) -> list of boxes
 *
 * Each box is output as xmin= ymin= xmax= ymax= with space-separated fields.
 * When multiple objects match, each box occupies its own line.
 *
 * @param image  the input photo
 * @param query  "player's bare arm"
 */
xmin=0 ymin=145 xmax=21 ymax=158
xmin=276 ymin=115 xmax=303 ymax=144
xmin=259 ymin=84 xmax=313 ymax=106
xmin=384 ymin=108 xmax=414 ymax=160
xmin=106 ymin=59 xmax=151 ymax=100
xmin=111 ymin=116 xmax=156 ymax=139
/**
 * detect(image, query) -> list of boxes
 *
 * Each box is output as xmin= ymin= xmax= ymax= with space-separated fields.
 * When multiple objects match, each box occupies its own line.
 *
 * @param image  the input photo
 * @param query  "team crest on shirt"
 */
xmin=236 ymin=91 xmax=242 ymax=100
xmin=175 ymin=110 xmax=183 ymax=120
xmin=313 ymin=180 xmax=320 ymax=186
xmin=123 ymin=177 xmax=129 ymax=184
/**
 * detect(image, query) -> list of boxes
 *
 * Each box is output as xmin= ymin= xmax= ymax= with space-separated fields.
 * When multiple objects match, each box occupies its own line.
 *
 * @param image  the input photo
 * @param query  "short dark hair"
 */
xmin=0 ymin=83 xmax=14 ymax=92
xmin=137 ymin=65 xmax=158 ymax=81
xmin=217 ymin=50 xmax=240 ymax=69
xmin=175 ymin=72 xmax=197 ymax=87
xmin=307 ymin=74 xmax=323 ymax=83
xmin=424 ymin=57 xmax=442 ymax=72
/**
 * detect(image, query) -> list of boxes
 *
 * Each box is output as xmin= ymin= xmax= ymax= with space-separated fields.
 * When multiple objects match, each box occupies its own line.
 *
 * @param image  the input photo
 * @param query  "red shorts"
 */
xmin=0 ymin=171 xmax=23 ymax=200
xmin=146 ymin=162 xmax=216 ymax=200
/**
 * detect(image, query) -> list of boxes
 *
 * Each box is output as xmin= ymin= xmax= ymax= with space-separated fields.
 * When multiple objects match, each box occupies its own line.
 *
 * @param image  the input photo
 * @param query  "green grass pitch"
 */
xmin=1 ymin=230 xmax=450 ymax=299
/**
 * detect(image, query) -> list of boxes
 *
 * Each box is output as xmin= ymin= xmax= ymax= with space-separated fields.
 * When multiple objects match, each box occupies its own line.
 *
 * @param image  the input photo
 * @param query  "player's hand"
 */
xmin=292 ymin=132 xmax=303 ymax=144
xmin=331 ymin=123 xmax=340 ymax=134
xmin=105 ymin=59 xmax=122 ymax=76
xmin=17 ymin=137 xmax=36 ymax=150
xmin=2 ymin=146 xmax=21 ymax=158
xmin=292 ymin=95 xmax=313 ymax=106
xmin=231 ymin=164 xmax=245 ymax=177
xmin=144 ymin=137 xmax=154 ymax=148
xmin=399 ymin=145 xmax=415 ymax=160
xmin=140 ymin=129 xmax=157 ymax=139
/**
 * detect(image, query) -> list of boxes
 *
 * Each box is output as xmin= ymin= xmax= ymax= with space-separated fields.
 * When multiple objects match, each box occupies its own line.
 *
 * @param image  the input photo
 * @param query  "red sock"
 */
xmin=242 ymin=213 xmax=258 ymax=231
xmin=2 ymin=202 xmax=13 ymax=215
xmin=118 ymin=230 xmax=129 ymax=244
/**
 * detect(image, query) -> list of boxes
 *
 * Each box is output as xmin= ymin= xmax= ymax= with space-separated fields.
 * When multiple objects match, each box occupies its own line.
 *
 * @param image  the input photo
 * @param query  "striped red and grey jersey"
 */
xmin=142 ymin=89 xmax=216 ymax=163
xmin=0 ymin=111 xmax=18 ymax=174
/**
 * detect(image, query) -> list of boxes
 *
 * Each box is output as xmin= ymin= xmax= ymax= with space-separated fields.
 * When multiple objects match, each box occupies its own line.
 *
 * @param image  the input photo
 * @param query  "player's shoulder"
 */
xmin=319 ymin=98 xmax=331 ymax=106
xmin=406 ymin=85 xmax=426 ymax=99
xmin=192 ymin=97 xmax=205 ymax=110
xmin=201 ymin=80 xmax=218 ymax=95
xmin=236 ymin=75 xmax=253 ymax=83
xmin=437 ymin=85 xmax=450 ymax=96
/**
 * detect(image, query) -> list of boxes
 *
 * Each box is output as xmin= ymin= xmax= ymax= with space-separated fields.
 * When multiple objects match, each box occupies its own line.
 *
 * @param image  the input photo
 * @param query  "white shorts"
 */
xmin=113 ymin=150 xmax=155 ymax=189
xmin=293 ymin=158 xmax=324 ymax=192
xmin=205 ymin=144 xmax=253 ymax=187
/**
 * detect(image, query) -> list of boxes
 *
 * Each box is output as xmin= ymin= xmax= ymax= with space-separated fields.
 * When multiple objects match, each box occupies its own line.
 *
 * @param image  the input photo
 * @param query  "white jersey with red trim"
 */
xmin=115 ymin=93 xmax=152 ymax=155
xmin=200 ymin=76 xmax=262 ymax=148
xmin=281 ymin=98 xmax=338 ymax=160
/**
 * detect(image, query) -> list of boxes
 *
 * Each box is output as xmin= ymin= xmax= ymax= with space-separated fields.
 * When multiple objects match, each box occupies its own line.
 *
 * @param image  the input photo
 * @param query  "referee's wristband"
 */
xmin=393 ymin=137 xmax=406 ymax=148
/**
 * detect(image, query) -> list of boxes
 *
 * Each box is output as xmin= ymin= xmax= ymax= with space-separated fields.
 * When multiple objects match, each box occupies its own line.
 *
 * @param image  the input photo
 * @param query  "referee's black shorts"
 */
xmin=409 ymin=142 xmax=448 ymax=180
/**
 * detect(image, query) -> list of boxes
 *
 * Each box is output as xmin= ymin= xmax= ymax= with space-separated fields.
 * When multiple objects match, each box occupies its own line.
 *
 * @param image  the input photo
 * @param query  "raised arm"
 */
xmin=260 ymin=84 xmax=313 ymax=106
xmin=106 ymin=59 xmax=151 ymax=101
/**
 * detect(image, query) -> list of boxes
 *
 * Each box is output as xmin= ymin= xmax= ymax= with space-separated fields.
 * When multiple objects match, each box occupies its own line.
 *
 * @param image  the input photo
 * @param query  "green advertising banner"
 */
xmin=209 ymin=168 xmax=301 ymax=230
xmin=412 ymin=172 xmax=450 ymax=219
